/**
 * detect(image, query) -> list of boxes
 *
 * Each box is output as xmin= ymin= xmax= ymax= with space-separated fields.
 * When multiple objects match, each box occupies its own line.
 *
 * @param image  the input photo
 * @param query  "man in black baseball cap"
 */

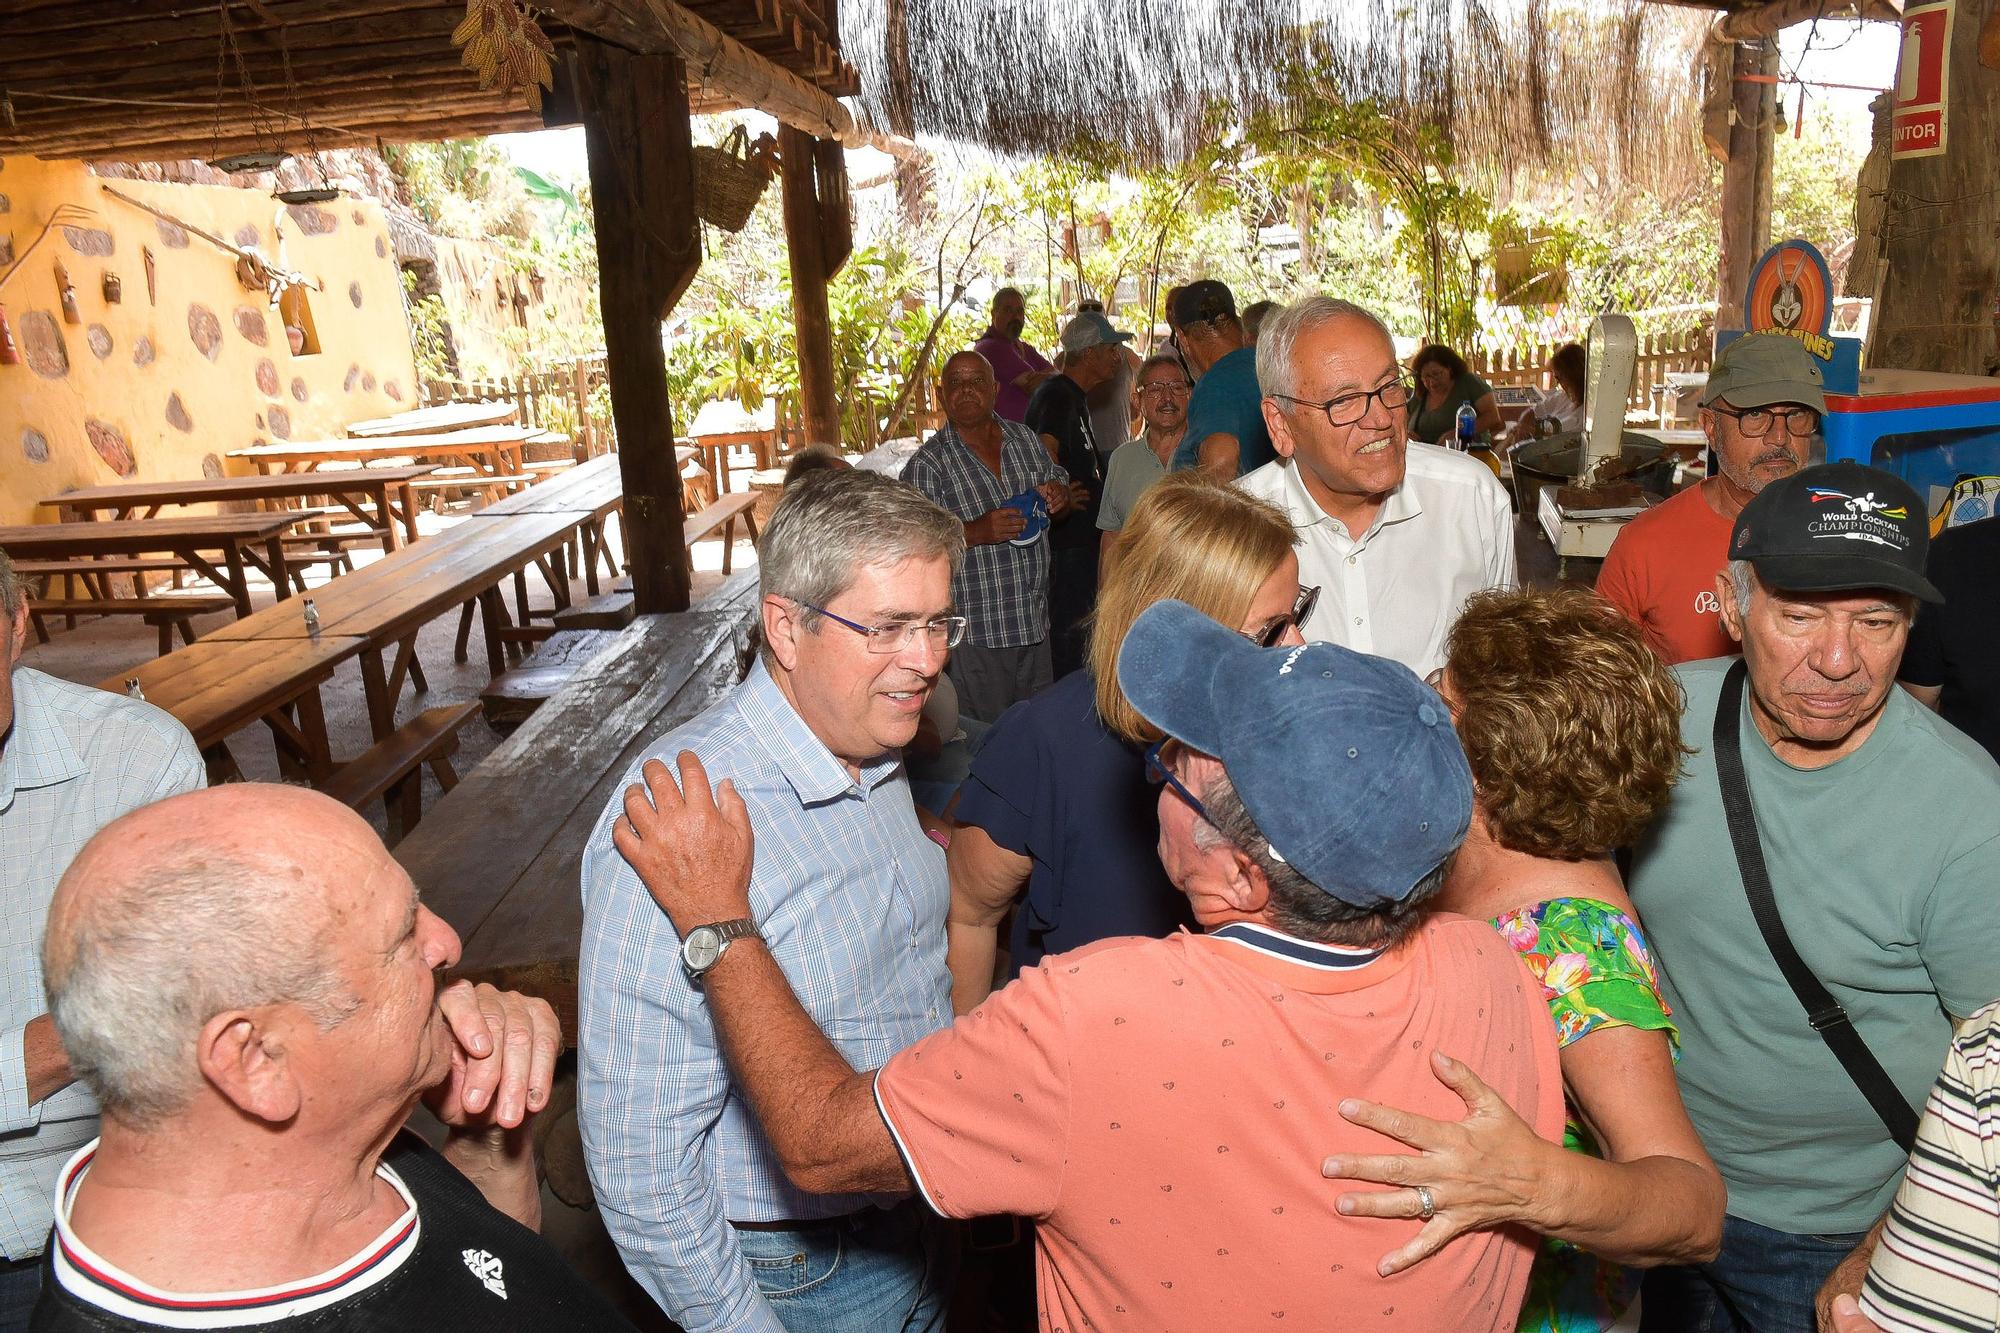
xmin=1166 ymin=281 xmax=1274 ymax=477
xmin=1629 ymin=459 xmax=2000 ymax=1332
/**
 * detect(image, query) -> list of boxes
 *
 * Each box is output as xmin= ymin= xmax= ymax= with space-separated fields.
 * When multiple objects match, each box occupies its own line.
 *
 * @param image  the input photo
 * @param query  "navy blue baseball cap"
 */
xmin=1116 ymin=601 xmax=1473 ymax=908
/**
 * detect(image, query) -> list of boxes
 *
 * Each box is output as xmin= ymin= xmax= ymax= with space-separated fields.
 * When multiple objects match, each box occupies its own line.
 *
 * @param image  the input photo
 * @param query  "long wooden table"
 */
xmin=0 ymin=512 xmax=323 ymax=616
xmin=228 ymin=427 xmax=532 ymax=481
xmin=466 ymin=454 xmax=625 ymax=594
xmin=99 ymin=633 xmax=366 ymax=781
xmin=202 ymin=509 xmax=584 ymax=738
xmin=347 ymin=401 xmax=518 ymax=438
xmin=399 ymin=588 xmax=758 ymax=1038
xmin=40 ymin=466 xmax=435 ymax=551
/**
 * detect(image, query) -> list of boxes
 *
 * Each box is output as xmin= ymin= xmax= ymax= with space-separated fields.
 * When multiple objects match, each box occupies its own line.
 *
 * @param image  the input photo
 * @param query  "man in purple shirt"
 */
xmin=973 ymin=287 xmax=1055 ymax=422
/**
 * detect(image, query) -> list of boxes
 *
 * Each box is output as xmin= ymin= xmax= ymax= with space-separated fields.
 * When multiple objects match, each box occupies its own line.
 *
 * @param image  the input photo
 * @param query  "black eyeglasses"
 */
xmin=1247 ymin=584 xmax=1320 ymax=648
xmin=1271 ymin=378 xmax=1415 ymax=429
xmin=1710 ymin=404 xmax=1820 ymax=439
xmin=799 ymin=603 xmax=969 ymax=654
xmin=1143 ymin=738 xmax=1213 ymax=826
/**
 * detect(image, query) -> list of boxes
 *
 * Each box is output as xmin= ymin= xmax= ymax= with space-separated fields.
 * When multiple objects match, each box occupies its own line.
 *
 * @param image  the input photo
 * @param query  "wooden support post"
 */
xmin=577 ymin=33 xmax=700 ymax=613
xmin=1715 ymin=39 xmax=1775 ymax=332
xmin=780 ymin=124 xmax=842 ymax=450
xmin=1876 ymin=0 xmax=2000 ymax=373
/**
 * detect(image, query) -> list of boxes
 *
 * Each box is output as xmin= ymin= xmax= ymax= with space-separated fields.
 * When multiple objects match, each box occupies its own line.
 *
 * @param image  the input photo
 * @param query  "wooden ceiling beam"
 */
xmin=27 ymin=107 xmax=545 ymax=163
xmin=546 ymin=0 xmax=862 ymax=143
xmin=2 ymin=73 xmax=520 ymax=140
xmin=4 ymin=0 xmax=461 ymax=53
xmin=0 ymin=7 xmax=473 ymax=77
xmin=0 ymin=31 xmax=494 ymax=96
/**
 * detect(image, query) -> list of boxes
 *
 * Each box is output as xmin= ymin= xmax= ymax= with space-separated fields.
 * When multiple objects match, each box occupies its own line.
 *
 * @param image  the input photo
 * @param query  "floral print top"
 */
xmin=1491 ymin=896 xmax=1679 ymax=1333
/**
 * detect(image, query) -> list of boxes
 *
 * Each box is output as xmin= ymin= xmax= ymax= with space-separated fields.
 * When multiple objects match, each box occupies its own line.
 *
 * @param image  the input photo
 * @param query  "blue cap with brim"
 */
xmin=1116 ymin=601 xmax=1473 ymax=908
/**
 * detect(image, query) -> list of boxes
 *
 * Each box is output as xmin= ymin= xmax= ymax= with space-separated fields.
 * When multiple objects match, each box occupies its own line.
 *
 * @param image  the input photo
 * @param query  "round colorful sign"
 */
xmin=1746 ymin=240 xmax=1835 ymax=355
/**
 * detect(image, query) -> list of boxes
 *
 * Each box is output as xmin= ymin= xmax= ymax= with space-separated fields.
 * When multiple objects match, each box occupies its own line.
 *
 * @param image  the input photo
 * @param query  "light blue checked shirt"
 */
xmin=578 ymin=659 xmax=951 ymax=1333
xmin=0 ymin=667 xmax=203 ymax=1258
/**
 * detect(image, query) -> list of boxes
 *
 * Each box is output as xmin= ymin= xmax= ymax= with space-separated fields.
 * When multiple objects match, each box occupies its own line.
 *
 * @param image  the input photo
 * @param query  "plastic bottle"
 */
xmin=1455 ymin=401 xmax=1478 ymax=447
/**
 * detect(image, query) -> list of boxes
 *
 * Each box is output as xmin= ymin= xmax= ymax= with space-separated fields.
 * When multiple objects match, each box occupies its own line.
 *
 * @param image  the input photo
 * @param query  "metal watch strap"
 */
xmin=1712 ymin=659 xmax=1919 ymax=1154
xmin=706 ymin=918 xmax=761 ymax=947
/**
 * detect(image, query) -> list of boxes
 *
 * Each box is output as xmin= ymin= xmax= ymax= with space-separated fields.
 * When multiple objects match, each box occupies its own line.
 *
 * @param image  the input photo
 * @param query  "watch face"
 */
xmin=683 ymin=927 xmax=723 ymax=973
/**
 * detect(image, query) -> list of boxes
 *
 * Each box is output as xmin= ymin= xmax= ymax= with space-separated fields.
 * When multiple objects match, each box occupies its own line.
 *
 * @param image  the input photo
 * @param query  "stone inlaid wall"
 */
xmin=0 ymin=156 xmax=418 ymax=526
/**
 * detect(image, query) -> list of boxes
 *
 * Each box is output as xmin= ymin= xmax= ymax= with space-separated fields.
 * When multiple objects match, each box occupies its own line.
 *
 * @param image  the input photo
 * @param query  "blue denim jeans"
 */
xmin=1639 ymin=1213 xmax=1869 ymax=1333
xmin=733 ymin=1201 xmax=956 ymax=1333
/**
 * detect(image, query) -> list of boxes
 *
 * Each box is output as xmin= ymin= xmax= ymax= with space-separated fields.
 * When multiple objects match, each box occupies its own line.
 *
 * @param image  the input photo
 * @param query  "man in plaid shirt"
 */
xmin=902 ymin=351 xmax=1074 ymax=723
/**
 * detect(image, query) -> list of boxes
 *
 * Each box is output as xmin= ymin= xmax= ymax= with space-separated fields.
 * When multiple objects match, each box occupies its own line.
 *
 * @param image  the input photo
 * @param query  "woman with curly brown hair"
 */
xmin=1324 ymin=588 xmax=1726 ymax=1333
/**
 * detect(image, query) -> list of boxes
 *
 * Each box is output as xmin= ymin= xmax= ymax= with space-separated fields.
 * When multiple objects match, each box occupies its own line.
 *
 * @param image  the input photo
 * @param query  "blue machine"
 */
xmin=1821 ymin=371 xmax=2000 ymax=508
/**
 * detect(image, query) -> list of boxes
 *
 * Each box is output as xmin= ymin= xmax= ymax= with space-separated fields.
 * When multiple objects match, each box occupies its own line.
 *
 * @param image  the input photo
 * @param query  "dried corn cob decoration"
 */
xmin=453 ymin=0 xmax=556 ymax=112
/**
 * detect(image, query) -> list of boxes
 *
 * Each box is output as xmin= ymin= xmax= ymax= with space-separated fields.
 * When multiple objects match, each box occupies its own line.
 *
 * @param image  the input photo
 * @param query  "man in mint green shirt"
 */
xmin=1632 ymin=462 xmax=2000 ymax=1333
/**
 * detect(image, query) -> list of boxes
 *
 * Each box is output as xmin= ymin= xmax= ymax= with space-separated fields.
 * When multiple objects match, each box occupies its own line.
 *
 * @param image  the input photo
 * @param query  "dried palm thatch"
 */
xmin=843 ymin=0 xmax=1711 ymax=190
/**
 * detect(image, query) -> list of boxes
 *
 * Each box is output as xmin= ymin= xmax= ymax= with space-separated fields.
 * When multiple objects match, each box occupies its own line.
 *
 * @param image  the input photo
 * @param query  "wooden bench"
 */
xmin=397 ymin=605 xmax=758 ymax=1038
xmin=29 ymin=594 xmax=238 ymax=655
xmin=479 ymin=629 xmax=624 ymax=734
xmin=318 ymin=700 xmax=482 ymax=841
xmin=409 ymin=471 xmax=531 ymax=510
xmin=14 ymin=557 xmax=188 ymax=603
xmin=684 ymin=492 xmax=760 ymax=573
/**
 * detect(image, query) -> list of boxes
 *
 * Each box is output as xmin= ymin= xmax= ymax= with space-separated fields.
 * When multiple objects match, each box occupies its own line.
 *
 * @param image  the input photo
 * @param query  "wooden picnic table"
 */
xmin=202 ymin=509 xmax=584 ymax=739
xmin=40 ymin=465 xmax=436 ymax=552
xmin=347 ymin=400 xmax=519 ymax=438
xmin=228 ymin=427 xmax=532 ymax=481
xmin=399 ymin=582 xmax=758 ymax=1039
xmin=0 ymin=512 xmax=324 ymax=617
xmin=98 ymin=633 xmax=366 ymax=782
xmin=467 ymin=455 xmax=627 ymax=594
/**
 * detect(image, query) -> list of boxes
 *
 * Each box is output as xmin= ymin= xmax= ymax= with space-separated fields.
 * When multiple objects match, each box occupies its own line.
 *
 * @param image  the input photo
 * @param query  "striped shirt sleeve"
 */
xmin=1860 ymin=1006 xmax=2000 ymax=1333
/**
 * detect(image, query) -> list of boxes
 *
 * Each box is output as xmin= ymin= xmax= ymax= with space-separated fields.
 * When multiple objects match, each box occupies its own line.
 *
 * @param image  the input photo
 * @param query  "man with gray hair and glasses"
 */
xmin=0 ymin=548 xmax=204 ymax=1331
xmin=1239 ymin=297 xmax=1515 ymax=677
xmin=580 ymin=469 xmax=968 ymax=1332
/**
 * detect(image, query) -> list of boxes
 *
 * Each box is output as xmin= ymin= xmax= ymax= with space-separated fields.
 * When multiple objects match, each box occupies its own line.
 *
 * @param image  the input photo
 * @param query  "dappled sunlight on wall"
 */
xmin=0 ymin=156 xmax=418 ymax=526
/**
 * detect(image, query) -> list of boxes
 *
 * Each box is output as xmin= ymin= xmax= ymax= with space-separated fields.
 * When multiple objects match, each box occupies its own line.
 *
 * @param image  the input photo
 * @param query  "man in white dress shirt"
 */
xmin=1237 ymin=297 xmax=1515 ymax=676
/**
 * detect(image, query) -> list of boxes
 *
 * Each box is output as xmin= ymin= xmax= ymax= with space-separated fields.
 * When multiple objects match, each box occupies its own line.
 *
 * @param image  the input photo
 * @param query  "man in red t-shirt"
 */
xmin=1597 ymin=334 xmax=1825 ymax=662
xmin=612 ymin=601 xmax=1563 ymax=1333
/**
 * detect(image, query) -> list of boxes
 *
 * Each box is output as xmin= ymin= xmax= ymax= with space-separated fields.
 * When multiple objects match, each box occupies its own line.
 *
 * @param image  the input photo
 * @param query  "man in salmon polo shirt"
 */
xmin=609 ymin=599 xmax=1564 ymax=1333
xmin=1597 ymin=333 xmax=1824 ymax=662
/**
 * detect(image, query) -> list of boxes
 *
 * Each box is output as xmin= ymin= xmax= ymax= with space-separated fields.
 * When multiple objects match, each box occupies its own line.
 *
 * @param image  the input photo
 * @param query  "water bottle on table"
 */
xmin=1455 ymin=401 xmax=1479 ymax=449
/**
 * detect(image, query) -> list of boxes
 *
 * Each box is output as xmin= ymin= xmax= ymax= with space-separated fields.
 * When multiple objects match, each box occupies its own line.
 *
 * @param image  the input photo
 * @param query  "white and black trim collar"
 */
xmin=1209 ymin=922 xmax=1386 ymax=971
xmin=49 ymin=1139 xmax=421 ymax=1329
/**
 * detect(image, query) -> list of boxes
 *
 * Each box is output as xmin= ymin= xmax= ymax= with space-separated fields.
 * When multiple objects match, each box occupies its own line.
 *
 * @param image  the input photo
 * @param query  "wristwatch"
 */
xmin=681 ymin=918 xmax=762 ymax=982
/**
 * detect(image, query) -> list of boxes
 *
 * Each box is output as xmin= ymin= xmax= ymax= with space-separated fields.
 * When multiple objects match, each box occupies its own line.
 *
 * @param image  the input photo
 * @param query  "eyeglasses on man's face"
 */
xmin=1139 ymin=377 xmax=1191 ymax=397
xmin=1248 ymin=584 xmax=1320 ymax=648
xmin=1271 ymin=377 xmax=1415 ymax=429
xmin=1144 ymin=738 xmax=1213 ymax=827
xmin=799 ymin=602 xmax=969 ymax=655
xmin=1711 ymin=404 xmax=1820 ymax=439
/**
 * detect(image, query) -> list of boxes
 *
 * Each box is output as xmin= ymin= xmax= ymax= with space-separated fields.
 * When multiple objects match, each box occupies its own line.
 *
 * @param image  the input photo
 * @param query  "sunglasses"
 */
xmin=1248 ymin=585 xmax=1320 ymax=648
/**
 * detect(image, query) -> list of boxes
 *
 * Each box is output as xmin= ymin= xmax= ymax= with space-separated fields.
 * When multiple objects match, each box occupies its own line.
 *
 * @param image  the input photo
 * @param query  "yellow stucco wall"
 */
xmin=0 ymin=157 xmax=419 ymax=527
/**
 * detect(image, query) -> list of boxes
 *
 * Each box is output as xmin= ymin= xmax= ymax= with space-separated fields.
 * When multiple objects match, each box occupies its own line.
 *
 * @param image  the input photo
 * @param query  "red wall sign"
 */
xmin=1894 ymin=0 xmax=1954 ymax=159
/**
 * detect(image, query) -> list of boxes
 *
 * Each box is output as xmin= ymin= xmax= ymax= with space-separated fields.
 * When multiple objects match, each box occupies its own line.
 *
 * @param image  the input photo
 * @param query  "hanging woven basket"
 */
xmin=693 ymin=127 xmax=779 ymax=233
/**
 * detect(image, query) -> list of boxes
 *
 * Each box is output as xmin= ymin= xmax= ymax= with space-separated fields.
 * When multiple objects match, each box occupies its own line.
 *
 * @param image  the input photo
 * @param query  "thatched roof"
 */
xmin=843 ymin=0 xmax=1716 ymax=187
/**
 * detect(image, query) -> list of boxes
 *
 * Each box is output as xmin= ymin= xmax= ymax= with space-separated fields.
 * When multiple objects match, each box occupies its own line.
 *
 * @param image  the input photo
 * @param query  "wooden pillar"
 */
xmin=1875 ymin=0 xmax=2000 ymax=373
xmin=780 ymin=124 xmax=842 ymax=449
xmin=1716 ymin=39 xmax=1776 ymax=330
xmin=576 ymin=35 xmax=699 ymax=613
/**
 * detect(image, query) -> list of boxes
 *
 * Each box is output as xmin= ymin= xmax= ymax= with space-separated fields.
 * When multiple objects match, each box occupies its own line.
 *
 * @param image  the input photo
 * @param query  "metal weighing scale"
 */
xmin=1521 ymin=314 xmax=1673 ymax=577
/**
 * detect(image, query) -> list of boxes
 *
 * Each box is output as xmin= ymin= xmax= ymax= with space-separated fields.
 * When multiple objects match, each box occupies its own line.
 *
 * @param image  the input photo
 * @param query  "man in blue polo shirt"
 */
xmin=1169 ymin=280 xmax=1273 ymax=478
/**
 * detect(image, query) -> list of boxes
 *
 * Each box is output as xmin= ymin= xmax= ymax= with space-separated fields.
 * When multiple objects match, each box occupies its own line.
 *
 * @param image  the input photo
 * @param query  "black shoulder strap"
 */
xmin=1713 ymin=659 xmax=1919 ymax=1154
